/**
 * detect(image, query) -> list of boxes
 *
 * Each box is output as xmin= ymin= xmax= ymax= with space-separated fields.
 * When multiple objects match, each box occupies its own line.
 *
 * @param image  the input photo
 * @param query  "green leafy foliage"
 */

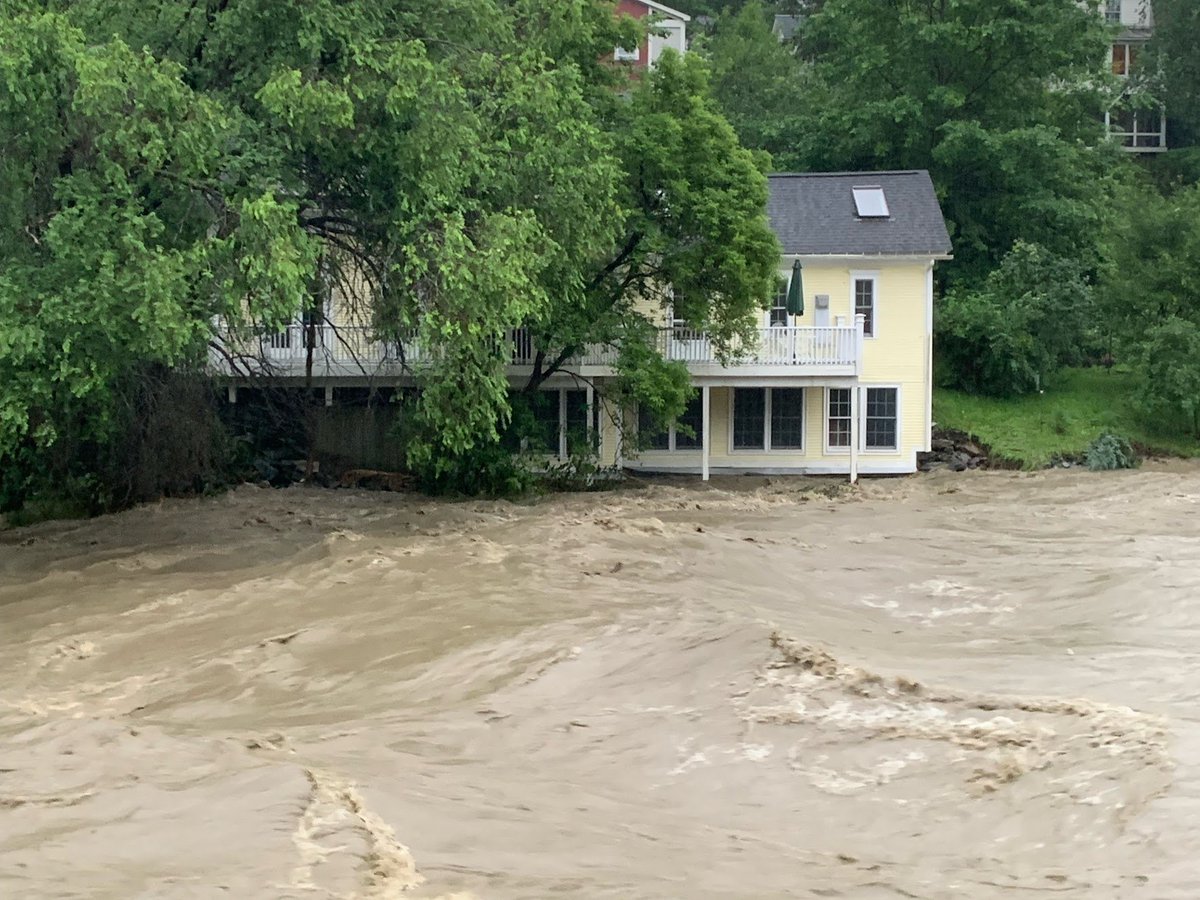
xmin=704 ymin=2 xmax=811 ymax=165
xmin=1138 ymin=318 xmax=1200 ymax=437
xmin=1085 ymin=432 xmax=1139 ymax=471
xmin=1 ymin=0 xmax=780 ymax=505
xmin=936 ymin=242 xmax=1095 ymax=397
xmin=1099 ymin=180 xmax=1200 ymax=353
xmin=1147 ymin=0 xmax=1200 ymax=145
xmin=703 ymin=0 xmax=1116 ymax=285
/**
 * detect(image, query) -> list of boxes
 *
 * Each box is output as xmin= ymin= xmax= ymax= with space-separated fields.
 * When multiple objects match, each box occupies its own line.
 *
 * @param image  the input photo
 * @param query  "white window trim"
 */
xmin=850 ymin=270 xmax=879 ymax=339
xmin=728 ymin=387 xmax=806 ymax=454
xmin=614 ymin=45 xmax=641 ymax=62
xmin=822 ymin=385 xmax=902 ymax=455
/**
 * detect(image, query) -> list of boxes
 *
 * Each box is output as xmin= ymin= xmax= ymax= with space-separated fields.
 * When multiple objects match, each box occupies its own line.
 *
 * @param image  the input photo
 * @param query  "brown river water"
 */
xmin=3 ymin=467 xmax=1200 ymax=899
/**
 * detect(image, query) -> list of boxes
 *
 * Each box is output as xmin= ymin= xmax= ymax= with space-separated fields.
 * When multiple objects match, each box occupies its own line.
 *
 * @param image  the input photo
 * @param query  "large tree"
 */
xmin=1148 ymin=0 xmax=1200 ymax=148
xmin=0 ymin=0 xmax=778 ymax=499
xmin=703 ymin=1 xmax=811 ymax=166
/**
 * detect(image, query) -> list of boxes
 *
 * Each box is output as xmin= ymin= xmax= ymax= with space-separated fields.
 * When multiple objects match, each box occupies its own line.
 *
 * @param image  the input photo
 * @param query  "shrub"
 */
xmin=936 ymin=241 xmax=1094 ymax=397
xmin=410 ymin=440 xmax=536 ymax=497
xmin=1137 ymin=317 xmax=1200 ymax=436
xmin=1085 ymin=432 xmax=1139 ymax=471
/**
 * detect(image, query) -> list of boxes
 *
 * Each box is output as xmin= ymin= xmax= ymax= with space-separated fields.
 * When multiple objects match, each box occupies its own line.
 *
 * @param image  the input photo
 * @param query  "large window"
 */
xmin=733 ymin=388 xmax=767 ymax=450
xmin=640 ymin=393 xmax=703 ymax=451
xmin=853 ymin=275 xmax=877 ymax=337
xmin=675 ymin=394 xmax=704 ymax=449
xmin=1105 ymin=0 xmax=1122 ymax=23
xmin=825 ymin=387 xmax=900 ymax=451
xmin=526 ymin=388 xmax=590 ymax=458
xmin=865 ymin=388 xmax=898 ymax=450
xmin=770 ymin=388 xmax=805 ymax=449
xmin=732 ymin=388 xmax=806 ymax=451
xmin=565 ymin=389 xmax=589 ymax=455
xmin=530 ymin=392 xmax=561 ymax=453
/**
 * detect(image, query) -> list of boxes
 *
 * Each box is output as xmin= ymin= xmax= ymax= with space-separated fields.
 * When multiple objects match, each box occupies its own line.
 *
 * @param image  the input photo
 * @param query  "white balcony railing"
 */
xmin=210 ymin=323 xmax=862 ymax=377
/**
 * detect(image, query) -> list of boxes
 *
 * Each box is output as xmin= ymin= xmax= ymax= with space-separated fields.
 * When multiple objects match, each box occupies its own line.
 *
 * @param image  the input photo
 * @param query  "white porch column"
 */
xmin=849 ymin=383 xmax=859 ymax=485
xmin=701 ymin=384 xmax=711 ymax=482
xmin=854 ymin=312 xmax=866 ymax=377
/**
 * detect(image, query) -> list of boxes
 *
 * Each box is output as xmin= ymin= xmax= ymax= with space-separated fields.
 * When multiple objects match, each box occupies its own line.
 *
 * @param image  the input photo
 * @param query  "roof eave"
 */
xmin=638 ymin=0 xmax=691 ymax=22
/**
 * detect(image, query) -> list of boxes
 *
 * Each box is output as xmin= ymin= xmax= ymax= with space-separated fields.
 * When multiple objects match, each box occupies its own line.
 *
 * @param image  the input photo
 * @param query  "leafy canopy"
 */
xmin=0 ymin=0 xmax=780 ymax=494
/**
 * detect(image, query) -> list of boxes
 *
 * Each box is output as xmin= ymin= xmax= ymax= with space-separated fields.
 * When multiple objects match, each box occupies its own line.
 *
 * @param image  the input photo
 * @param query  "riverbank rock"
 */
xmin=919 ymin=428 xmax=990 ymax=473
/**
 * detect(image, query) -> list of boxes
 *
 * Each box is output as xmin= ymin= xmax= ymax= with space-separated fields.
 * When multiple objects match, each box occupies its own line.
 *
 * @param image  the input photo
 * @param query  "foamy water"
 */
xmin=3 ymin=467 xmax=1200 ymax=897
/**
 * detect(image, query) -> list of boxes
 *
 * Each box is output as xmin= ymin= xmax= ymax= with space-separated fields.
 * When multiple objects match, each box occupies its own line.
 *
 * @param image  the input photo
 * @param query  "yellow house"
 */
xmin=602 ymin=169 xmax=952 ymax=480
xmin=212 ymin=170 xmax=951 ymax=481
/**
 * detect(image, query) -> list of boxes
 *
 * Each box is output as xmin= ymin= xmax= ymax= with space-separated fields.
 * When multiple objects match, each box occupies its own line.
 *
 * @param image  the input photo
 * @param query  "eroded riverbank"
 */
xmin=3 ymin=467 xmax=1200 ymax=898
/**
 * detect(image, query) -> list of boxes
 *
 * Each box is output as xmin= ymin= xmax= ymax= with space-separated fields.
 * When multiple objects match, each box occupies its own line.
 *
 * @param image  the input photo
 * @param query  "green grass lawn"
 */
xmin=933 ymin=367 xmax=1200 ymax=468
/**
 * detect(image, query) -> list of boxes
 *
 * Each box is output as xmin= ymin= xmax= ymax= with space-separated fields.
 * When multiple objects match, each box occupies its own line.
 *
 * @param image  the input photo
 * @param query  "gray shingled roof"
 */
xmin=767 ymin=170 xmax=952 ymax=257
xmin=772 ymin=14 xmax=803 ymax=40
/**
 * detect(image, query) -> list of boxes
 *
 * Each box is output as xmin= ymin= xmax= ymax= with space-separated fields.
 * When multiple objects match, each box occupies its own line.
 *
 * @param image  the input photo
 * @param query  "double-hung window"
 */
xmin=852 ymin=273 xmax=878 ymax=337
xmin=826 ymin=388 xmax=854 ymax=449
xmin=864 ymin=388 xmax=898 ymax=450
xmin=732 ymin=388 xmax=805 ymax=451
xmin=825 ymin=387 xmax=900 ymax=451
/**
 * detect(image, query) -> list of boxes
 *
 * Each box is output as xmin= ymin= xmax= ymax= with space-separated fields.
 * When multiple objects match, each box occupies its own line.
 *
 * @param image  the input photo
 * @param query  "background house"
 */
xmin=614 ymin=0 xmax=689 ymax=68
xmin=1103 ymin=0 xmax=1166 ymax=151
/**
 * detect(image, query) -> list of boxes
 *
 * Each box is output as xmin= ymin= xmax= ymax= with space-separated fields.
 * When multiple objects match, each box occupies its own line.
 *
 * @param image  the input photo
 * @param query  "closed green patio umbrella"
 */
xmin=785 ymin=259 xmax=804 ymax=316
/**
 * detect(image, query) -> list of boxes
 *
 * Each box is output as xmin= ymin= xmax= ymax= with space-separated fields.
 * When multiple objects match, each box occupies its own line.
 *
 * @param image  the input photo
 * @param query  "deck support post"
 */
xmin=324 ymin=385 xmax=334 ymax=407
xmin=849 ymin=382 xmax=859 ymax=485
xmin=227 ymin=384 xmax=237 ymax=404
xmin=701 ymin=384 xmax=711 ymax=482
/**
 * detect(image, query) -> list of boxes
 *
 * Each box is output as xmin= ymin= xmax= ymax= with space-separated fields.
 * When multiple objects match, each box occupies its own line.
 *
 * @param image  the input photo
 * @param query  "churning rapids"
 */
xmin=3 ymin=467 xmax=1200 ymax=899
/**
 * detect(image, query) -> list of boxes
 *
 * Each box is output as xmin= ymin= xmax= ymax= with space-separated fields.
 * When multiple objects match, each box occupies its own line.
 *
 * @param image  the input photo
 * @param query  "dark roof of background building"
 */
xmin=772 ymin=14 xmax=804 ymax=40
xmin=767 ymin=170 xmax=953 ymax=257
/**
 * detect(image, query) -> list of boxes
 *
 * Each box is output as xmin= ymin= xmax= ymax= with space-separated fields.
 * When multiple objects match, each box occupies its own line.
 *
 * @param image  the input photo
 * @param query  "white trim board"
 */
xmin=634 ymin=0 xmax=692 ymax=21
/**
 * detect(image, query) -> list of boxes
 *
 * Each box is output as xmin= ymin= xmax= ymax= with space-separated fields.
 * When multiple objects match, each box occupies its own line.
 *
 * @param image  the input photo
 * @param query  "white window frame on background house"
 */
xmin=823 ymin=385 xmax=901 ymax=454
xmin=1105 ymin=0 xmax=1122 ymax=24
xmin=729 ymin=387 xmax=806 ymax=453
xmin=639 ymin=393 xmax=703 ymax=452
xmin=614 ymin=45 xmax=640 ymax=62
xmin=850 ymin=271 xmax=879 ymax=338
xmin=1111 ymin=41 xmax=1139 ymax=77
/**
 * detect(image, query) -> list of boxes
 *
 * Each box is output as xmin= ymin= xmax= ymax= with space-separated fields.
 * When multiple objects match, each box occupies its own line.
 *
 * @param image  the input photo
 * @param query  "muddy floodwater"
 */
xmin=3 ymin=468 xmax=1200 ymax=898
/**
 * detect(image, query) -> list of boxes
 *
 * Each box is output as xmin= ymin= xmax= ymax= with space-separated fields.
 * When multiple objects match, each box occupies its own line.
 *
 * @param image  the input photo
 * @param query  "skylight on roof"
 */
xmin=852 ymin=186 xmax=889 ymax=218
